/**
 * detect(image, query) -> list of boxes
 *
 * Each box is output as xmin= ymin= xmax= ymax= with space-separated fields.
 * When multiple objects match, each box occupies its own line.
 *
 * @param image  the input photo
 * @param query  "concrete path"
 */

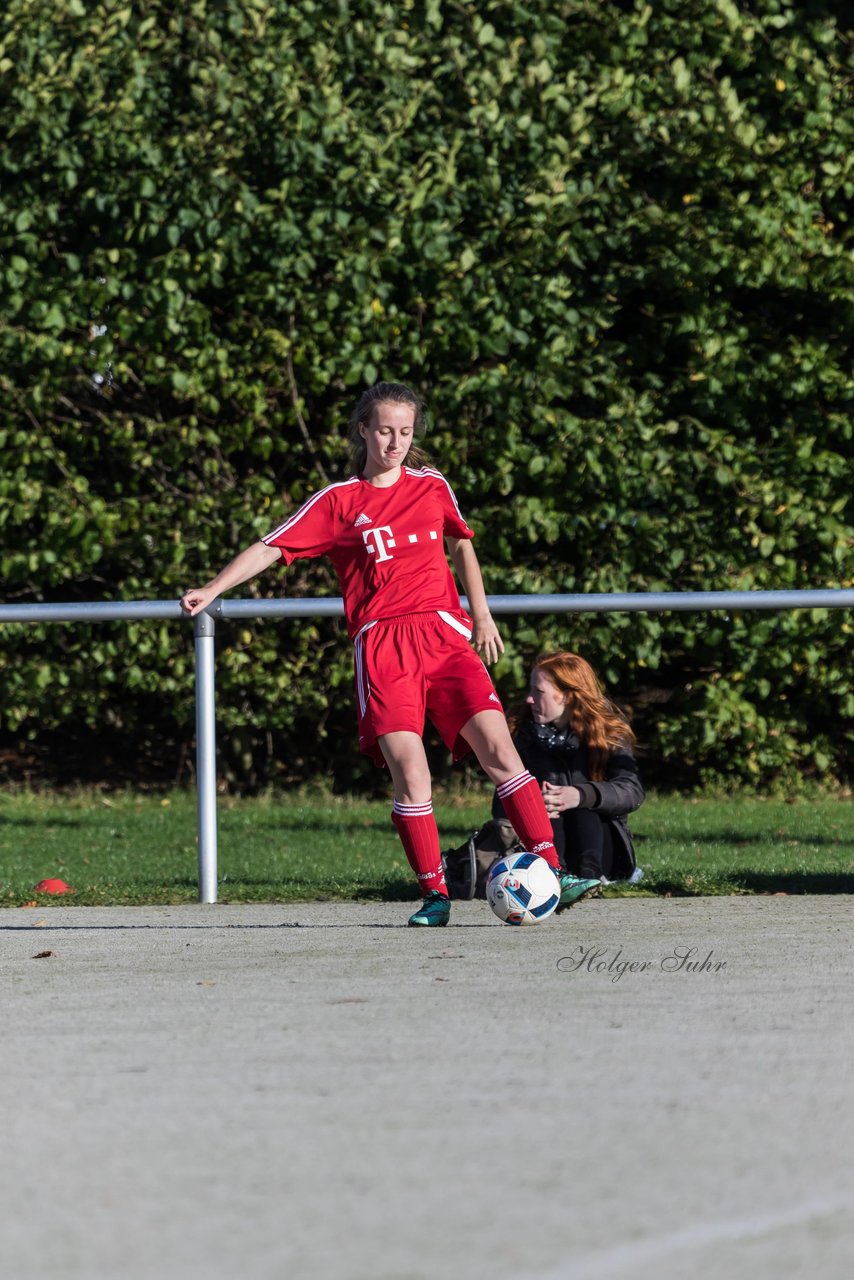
xmin=2 ymin=896 xmax=852 ymax=1280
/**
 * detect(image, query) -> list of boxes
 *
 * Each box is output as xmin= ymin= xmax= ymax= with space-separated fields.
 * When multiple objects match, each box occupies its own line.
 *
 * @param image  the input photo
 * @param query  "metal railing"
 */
xmin=2 ymin=587 xmax=853 ymax=902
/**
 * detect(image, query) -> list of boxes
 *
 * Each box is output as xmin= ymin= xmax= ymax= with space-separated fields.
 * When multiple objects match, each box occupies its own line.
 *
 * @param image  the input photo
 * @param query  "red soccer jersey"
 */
xmin=261 ymin=467 xmax=475 ymax=638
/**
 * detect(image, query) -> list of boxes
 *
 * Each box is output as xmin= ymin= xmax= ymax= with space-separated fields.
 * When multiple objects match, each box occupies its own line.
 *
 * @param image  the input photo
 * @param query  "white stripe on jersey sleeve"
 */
xmin=261 ymin=477 xmax=361 ymax=544
xmin=402 ymin=466 xmax=468 ymax=524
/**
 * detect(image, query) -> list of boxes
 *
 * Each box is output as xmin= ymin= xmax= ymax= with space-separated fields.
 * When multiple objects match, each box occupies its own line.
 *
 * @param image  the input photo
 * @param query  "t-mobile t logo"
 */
xmin=362 ymin=526 xmax=396 ymax=561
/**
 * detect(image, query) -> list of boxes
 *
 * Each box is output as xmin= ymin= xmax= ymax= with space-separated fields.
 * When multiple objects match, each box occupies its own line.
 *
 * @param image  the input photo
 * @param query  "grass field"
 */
xmin=1 ymin=786 xmax=853 ymax=906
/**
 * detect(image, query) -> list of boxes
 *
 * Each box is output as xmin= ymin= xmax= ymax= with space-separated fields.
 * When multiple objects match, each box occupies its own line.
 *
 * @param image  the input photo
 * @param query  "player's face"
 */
xmin=527 ymin=669 xmax=569 ymax=725
xmin=360 ymin=402 xmax=416 ymax=478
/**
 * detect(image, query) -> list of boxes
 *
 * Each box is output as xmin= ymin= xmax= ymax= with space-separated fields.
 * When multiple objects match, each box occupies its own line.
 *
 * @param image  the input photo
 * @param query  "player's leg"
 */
xmin=354 ymin=622 xmax=449 ymax=925
xmin=458 ymin=709 xmax=559 ymax=864
xmin=378 ymin=730 xmax=450 ymax=926
xmin=459 ymin=710 xmax=601 ymax=908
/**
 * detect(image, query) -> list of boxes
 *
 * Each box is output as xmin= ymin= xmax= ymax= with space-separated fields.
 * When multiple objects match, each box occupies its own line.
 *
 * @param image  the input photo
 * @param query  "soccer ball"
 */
xmin=486 ymin=851 xmax=560 ymax=926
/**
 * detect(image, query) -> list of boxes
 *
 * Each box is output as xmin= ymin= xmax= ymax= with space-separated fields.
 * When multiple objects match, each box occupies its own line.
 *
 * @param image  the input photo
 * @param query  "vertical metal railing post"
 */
xmin=193 ymin=607 xmax=219 ymax=903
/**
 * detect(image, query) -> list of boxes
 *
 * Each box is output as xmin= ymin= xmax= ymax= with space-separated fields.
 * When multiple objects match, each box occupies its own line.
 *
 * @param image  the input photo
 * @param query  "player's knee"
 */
xmin=474 ymin=741 xmax=520 ymax=780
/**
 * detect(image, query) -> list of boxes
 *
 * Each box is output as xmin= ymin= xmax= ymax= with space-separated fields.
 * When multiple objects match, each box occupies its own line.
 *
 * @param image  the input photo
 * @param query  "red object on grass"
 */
xmin=33 ymin=879 xmax=74 ymax=895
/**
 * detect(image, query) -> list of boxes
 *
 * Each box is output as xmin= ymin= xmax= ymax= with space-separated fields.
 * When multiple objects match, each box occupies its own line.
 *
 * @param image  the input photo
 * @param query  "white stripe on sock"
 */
xmin=496 ymin=771 xmax=533 ymax=799
xmin=393 ymin=801 xmax=434 ymax=817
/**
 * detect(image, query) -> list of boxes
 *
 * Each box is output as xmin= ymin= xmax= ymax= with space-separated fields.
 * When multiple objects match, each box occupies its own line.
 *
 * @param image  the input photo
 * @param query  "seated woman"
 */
xmin=493 ymin=651 xmax=645 ymax=884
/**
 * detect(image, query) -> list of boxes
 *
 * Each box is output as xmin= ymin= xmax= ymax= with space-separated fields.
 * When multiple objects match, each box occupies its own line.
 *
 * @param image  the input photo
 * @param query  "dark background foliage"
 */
xmin=1 ymin=0 xmax=852 ymax=793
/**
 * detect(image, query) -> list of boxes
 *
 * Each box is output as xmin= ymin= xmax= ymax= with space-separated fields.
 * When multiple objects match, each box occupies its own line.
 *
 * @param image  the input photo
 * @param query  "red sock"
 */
xmin=392 ymin=801 xmax=448 ymax=897
xmin=495 ymin=772 xmax=560 ymax=869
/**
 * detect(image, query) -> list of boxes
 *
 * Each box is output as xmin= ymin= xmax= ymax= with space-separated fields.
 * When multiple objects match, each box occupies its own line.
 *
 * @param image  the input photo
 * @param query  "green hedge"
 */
xmin=1 ymin=0 xmax=852 ymax=791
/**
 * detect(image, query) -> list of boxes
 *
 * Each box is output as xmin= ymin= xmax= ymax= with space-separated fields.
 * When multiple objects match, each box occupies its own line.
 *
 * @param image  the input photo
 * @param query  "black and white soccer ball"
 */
xmin=486 ymin=851 xmax=560 ymax=926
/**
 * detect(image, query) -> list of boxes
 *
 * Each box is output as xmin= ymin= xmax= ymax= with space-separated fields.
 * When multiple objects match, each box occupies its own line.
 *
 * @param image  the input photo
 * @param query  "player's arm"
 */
xmin=180 ymin=541 xmax=282 ymax=616
xmin=446 ymin=537 xmax=504 ymax=664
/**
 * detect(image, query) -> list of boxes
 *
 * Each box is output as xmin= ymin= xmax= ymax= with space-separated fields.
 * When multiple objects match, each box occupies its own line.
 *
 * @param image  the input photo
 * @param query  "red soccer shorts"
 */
xmin=353 ymin=610 xmax=504 ymax=766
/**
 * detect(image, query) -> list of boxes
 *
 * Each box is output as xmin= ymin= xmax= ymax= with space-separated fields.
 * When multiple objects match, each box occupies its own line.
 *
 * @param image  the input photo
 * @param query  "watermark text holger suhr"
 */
xmin=557 ymin=945 xmax=727 ymax=983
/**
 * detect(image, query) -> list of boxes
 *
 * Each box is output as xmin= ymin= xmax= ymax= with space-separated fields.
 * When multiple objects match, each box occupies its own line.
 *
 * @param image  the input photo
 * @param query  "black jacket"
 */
xmin=492 ymin=719 xmax=645 ymax=876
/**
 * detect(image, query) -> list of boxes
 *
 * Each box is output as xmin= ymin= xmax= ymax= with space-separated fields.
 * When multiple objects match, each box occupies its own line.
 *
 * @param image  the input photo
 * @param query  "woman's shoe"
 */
xmin=557 ymin=874 xmax=602 ymax=910
xmin=407 ymin=891 xmax=451 ymax=927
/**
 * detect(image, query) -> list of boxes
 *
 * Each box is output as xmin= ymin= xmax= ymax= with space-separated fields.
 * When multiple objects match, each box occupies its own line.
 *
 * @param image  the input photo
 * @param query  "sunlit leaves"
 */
xmin=0 ymin=0 xmax=851 ymax=789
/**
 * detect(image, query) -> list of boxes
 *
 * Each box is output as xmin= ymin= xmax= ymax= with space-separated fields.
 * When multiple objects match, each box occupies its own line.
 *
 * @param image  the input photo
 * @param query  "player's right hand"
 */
xmin=180 ymin=588 xmax=216 ymax=616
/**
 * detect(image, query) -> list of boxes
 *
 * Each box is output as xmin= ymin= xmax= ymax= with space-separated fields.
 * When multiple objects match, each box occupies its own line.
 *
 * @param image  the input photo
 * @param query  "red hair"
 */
xmin=513 ymin=651 xmax=635 ymax=781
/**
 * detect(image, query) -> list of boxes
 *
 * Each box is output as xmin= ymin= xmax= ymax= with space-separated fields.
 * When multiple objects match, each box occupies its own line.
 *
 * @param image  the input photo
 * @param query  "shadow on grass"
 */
xmin=219 ymin=816 xmax=388 ymax=834
xmin=641 ymin=870 xmax=854 ymax=896
xmin=0 ymin=814 xmax=90 ymax=829
xmin=637 ymin=830 xmax=853 ymax=849
xmin=147 ymin=868 xmax=421 ymax=902
xmin=731 ymin=870 xmax=854 ymax=894
xmin=351 ymin=878 xmax=422 ymax=902
xmin=220 ymin=815 xmax=479 ymax=840
xmin=211 ymin=877 xmax=420 ymax=902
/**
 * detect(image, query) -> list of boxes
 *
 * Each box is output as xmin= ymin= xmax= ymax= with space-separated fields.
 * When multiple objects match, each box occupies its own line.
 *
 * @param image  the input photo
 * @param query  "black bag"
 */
xmin=441 ymin=818 xmax=526 ymax=900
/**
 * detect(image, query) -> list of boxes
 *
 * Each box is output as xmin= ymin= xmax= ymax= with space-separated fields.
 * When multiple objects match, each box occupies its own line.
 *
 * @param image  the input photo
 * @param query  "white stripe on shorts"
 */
xmin=437 ymin=609 xmax=473 ymax=639
xmin=353 ymin=621 xmax=379 ymax=717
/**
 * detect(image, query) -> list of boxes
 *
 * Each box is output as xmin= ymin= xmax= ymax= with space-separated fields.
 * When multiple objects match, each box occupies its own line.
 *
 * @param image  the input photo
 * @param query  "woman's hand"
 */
xmin=178 ymin=542 xmax=282 ymax=617
xmin=180 ymin=587 xmax=219 ymax=616
xmin=471 ymin=613 xmax=504 ymax=665
xmin=542 ymin=780 xmax=582 ymax=816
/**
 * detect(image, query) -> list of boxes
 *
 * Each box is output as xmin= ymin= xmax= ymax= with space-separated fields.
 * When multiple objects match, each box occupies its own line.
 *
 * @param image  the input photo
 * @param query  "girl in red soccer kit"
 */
xmin=180 ymin=382 xmax=601 ymax=925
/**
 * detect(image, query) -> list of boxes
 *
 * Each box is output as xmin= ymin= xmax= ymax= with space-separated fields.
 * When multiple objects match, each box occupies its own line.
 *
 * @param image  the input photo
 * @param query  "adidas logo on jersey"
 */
xmin=354 ymin=513 xmax=372 ymax=527
xmin=489 ymin=692 xmax=500 ymax=703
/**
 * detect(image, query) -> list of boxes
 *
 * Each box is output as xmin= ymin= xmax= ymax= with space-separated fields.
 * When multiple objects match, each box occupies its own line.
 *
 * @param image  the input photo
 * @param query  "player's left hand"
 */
xmin=471 ymin=614 xmax=504 ymax=665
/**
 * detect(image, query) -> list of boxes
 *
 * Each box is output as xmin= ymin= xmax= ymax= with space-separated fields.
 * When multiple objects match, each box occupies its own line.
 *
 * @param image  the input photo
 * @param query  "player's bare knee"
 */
xmin=474 ymin=744 xmax=520 ymax=781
